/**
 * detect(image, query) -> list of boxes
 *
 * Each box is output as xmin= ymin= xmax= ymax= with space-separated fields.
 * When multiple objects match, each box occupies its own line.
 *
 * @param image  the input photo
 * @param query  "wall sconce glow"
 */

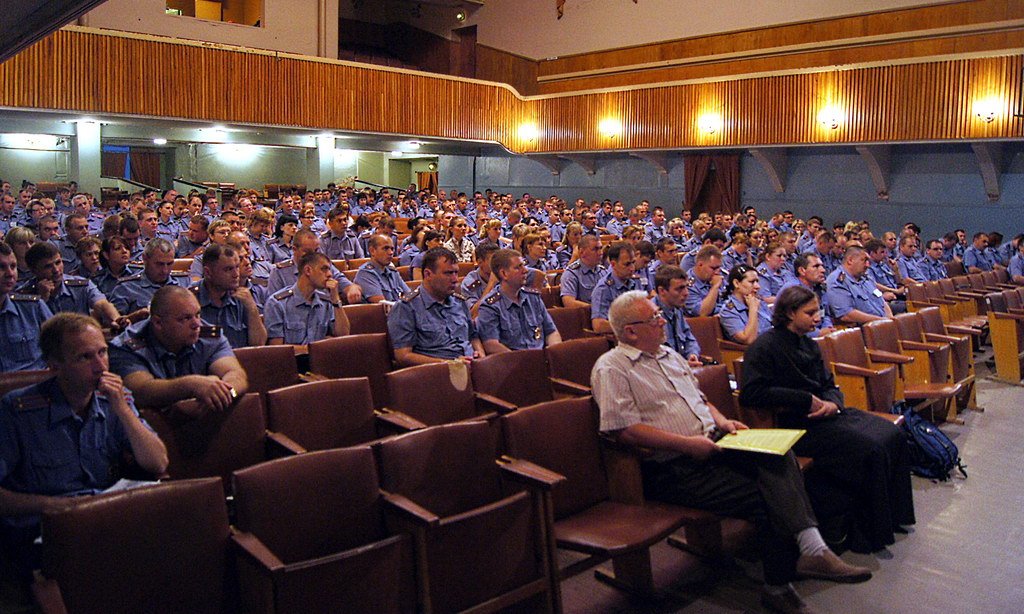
xmin=698 ymin=112 xmax=724 ymax=134
xmin=213 ymin=143 xmax=258 ymax=162
xmin=974 ymin=97 xmax=1000 ymax=123
xmin=335 ymin=149 xmax=357 ymax=164
xmin=598 ymin=118 xmax=622 ymax=138
xmin=518 ymin=123 xmax=539 ymax=142
xmin=152 ymin=138 xmax=168 ymax=145
xmin=2 ymin=133 xmax=58 ymax=150
xmin=406 ymin=141 xmax=421 ymax=150
xmin=391 ymin=151 xmax=403 ymax=157
xmin=816 ymin=105 xmax=843 ymax=130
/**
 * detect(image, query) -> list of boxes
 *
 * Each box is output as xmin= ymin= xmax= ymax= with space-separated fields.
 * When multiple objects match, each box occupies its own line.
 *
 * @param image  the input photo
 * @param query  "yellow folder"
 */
xmin=715 ymin=429 xmax=806 ymax=455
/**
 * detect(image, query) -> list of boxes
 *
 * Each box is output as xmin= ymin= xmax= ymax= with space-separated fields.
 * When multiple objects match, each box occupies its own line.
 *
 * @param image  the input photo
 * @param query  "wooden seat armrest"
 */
xmin=298 ymin=372 xmax=328 ymax=383
xmin=474 ymin=392 xmax=519 ymax=414
xmin=549 ymin=377 xmax=591 ymax=396
xmin=382 ymin=491 xmax=441 ymax=526
xmin=945 ymin=324 xmax=982 ymax=336
xmin=266 ymin=430 xmax=306 ymax=456
xmin=582 ymin=328 xmax=616 ymax=341
xmin=922 ymin=332 xmax=961 ymax=344
xmin=991 ymin=311 xmax=1024 ymax=321
xmin=904 ymin=382 xmax=962 ymax=399
xmin=31 ymin=573 xmax=68 ymax=614
xmin=924 ymin=297 xmax=957 ymax=305
xmin=953 ymin=290 xmax=986 ymax=299
xmin=867 ymin=349 xmax=914 ymax=364
xmin=719 ymin=339 xmax=749 ymax=352
xmin=496 ymin=456 xmax=566 ymax=490
xmin=699 ymin=354 xmax=720 ymax=365
xmin=900 ymin=340 xmax=943 ymax=353
xmin=1008 ymin=307 xmax=1024 ymax=316
xmin=867 ymin=411 xmax=904 ymax=426
xmin=832 ymin=361 xmax=890 ymax=378
xmin=374 ymin=408 xmax=428 ymax=431
xmin=231 ymin=530 xmax=286 ymax=573
xmin=598 ymin=432 xmax=655 ymax=459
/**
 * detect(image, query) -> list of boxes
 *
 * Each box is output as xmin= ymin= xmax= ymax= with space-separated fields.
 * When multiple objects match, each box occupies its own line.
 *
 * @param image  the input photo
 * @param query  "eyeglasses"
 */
xmin=624 ymin=309 xmax=665 ymax=327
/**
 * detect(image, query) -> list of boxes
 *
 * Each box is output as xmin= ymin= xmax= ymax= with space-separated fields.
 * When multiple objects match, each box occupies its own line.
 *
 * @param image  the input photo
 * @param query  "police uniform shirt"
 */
xmin=963 ymin=245 xmax=994 ymax=271
xmin=155 ymin=220 xmax=178 ymax=243
xmin=1009 ymin=254 xmax=1024 ymax=279
xmin=605 ymin=219 xmax=626 ymax=238
xmin=996 ymin=242 xmax=1015 ymax=266
xmin=108 ymin=271 xmax=190 ymax=314
xmin=244 ymin=279 xmax=268 ymax=314
xmin=460 ymin=269 xmax=489 ymax=304
xmin=654 ymin=296 xmax=701 ymax=358
xmin=0 ymin=379 xmax=154 ymax=529
xmin=684 ymin=274 xmax=723 ymax=317
xmin=801 ymin=248 xmax=839 ymax=276
xmin=247 ymin=232 xmax=272 ymax=263
xmin=779 ymin=278 xmax=834 ymax=335
xmin=190 ymin=283 xmax=252 ymax=348
xmin=678 ymin=247 xmax=700 ymax=273
xmin=549 ymin=222 xmax=567 ymax=245
xmin=398 ymin=244 xmax=422 ymax=267
xmin=264 ymin=284 xmax=336 ymax=345
xmin=826 ymin=267 xmax=887 ymax=320
xmin=920 ymin=256 xmax=948 ymax=281
xmin=39 ymin=276 xmax=106 ymax=316
xmin=108 ymin=318 xmax=233 ymax=380
xmin=644 ymin=224 xmax=668 ymax=242
xmin=867 ymin=260 xmax=899 ymax=289
xmin=354 ymin=261 xmax=410 ymax=302
xmin=55 ymin=238 xmax=81 ymax=274
xmin=720 ymin=246 xmax=749 ymax=275
xmin=0 ymin=293 xmax=53 ymax=372
xmin=756 ymin=263 xmax=796 ymax=299
xmin=524 ymin=253 xmax=558 ymax=272
xmin=320 ymin=230 xmax=364 ymax=261
xmin=266 ymin=258 xmax=354 ymax=296
xmin=387 ymin=287 xmax=477 ymax=360
xmin=719 ymin=294 xmax=773 ymax=342
xmin=896 ymin=254 xmax=928 ymax=283
xmin=591 ymin=270 xmax=638 ymax=321
xmin=92 ymin=265 xmax=142 ymax=298
xmin=175 ymin=235 xmax=207 ymax=258
xmin=477 ymin=287 xmax=557 ymax=351
xmin=267 ymin=239 xmax=292 ymax=264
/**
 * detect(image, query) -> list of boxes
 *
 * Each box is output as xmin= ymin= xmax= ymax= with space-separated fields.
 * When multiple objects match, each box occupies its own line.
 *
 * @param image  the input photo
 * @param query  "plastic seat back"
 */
xmin=385 ymin=362 xmax=479 ymax=426
xmin=546 ymin=336 xmax=611 ymax=388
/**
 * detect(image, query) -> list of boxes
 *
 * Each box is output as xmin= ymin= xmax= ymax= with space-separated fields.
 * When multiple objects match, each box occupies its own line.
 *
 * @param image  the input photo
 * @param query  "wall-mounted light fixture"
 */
xmin=455 ymin=10 xmax=467 ymax=22
xmin=153 ymin=138 xmax=168 ymax=145
xmin=817 ymin=105 xmax=842 ymax=130
xmin=974 ymin=97 xmax=1000 ymax=123
xmin=598 ymin=118 xmax=622 ymax=139
xmin=518 ymin=123 xmax=539 ymax=142
xmin=698 ymin=112 xmax=723 ymax=134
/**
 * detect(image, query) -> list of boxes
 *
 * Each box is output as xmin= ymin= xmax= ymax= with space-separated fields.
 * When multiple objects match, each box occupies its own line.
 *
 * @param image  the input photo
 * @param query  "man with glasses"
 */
xmin=590 ymin=241 xmax=641 ymax=334
xmin=320 ymin=207 xmax=363 ymax=261
xmin=653 ymin=265 xmax=703 ymax=366
xmin=919 ymin=240 xmax=950 ymax=281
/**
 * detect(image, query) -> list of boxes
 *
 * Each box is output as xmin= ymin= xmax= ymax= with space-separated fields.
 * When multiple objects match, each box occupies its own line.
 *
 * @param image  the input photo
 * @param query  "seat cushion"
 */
xmin=554 ymin=500 xmax=710 ymax=556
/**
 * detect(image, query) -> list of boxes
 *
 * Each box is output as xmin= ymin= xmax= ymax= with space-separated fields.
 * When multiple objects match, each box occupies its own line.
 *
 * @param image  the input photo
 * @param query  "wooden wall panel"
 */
xmin=1 ymin=29 xmax=1022 ymax=154
xmin=476 ymin=45 xmax=539 ymax=96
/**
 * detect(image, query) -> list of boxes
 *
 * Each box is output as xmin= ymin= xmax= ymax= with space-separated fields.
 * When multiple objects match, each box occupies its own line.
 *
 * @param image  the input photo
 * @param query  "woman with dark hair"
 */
xmin=268 ymin=213 xmax=299 ymax=263
xmin=739 ymin=285 xmax=915 ymax=554
xmin=94 ymin=236 xmax=141 ymax=297
xmin=719 ymin=264 xmax=773 ymax=344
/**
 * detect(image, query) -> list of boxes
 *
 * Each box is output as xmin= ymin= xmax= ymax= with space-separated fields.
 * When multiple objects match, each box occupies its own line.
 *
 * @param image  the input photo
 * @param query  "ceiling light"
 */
xmin=153 ymin=138 xmax=167 ymax=145
xmin=698 ymin=112 xmax=723 ymax=134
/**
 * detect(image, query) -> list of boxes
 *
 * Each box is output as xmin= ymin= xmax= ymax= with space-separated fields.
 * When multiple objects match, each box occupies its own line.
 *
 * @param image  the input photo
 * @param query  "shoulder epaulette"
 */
xmin=566 ymin=260 xmax=581 ymax=270
xmin=10 ymin=293 xmax=41 ymax=301
xmin=129 ymin=260 xmax=144 ymax=267
xmin=119 ymin=272 xmax=143 ymax=282
xmin=452 ymin=291 xmax=468 ymax=302
xmin=199 ymin=325 xmax=221 ymax=338
xmin=272 ymin=288 xmax=294 ymax=301
xmin=466 ymin=278 xmax=482 ymax=289
xmin=522 ymin=287 xmax=540 ymax=295
xmin=837 ymin=272 xmax=846 ymax=282
xmin=484 ymin=292 xmax=501 ymax=304
xmin=64 ymin=277 xmax=88 ymax=287
xmin=124 ymin=336 xmax=148 ymax=351
xmin=605 ymin=276 xmax=615 ymax=286
xmin=401 ymin=287 xmax=421 ymax=302
xmin=275 ymin=259 xmax=294 ymax=269
xmin=319 ymin=230 xmax=331 ymax=239
xmin=13 ymin=394 xmax=49 ymax=411
xmin=170 ymin=270 xmax=189 ymax=277
xmin=188 ymin=284 xmax=201 ymax=294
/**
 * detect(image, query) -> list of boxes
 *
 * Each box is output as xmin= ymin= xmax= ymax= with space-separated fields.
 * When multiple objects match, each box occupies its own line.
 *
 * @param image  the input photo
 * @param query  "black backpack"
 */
xmin=893 ymin=402 xmax=967 ymax=481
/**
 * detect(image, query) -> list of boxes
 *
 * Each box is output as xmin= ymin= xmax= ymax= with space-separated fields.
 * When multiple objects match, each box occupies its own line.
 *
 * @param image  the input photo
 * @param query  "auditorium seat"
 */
xmin=818 ymin=330 xmax=899 ymax=416
xmin=342 ymin=303 xmax=389 ymax=335
xmin=686 ymin=315 xmax=746 ymax=372
xmin=471 ymin=349 xmax=560 ymax=409
xmin=33 ymin=478 xmax=229 ymax=614
xmin=308 ymin=333 xmax=394 ymax=408
xmin=141 ymin=393 xmax=291 ymax=491
xmin=231 ymin=448 xmax=417 ymax=614
xmin=375 ymin=422 xmax=560 ymax=613
xmin=500 ymin=396 xmax=720 ymax=595
xmin=547 ymin=306 xmax=594 ymax=340
xmin=895 ymin=310 xmax=980 ymax=415
xmin=234 ymin=345 xmax=320 ymax=397
xmin=382 ymin=362 xmax=514 ymax=430
xmin=985 ymin=292 xmax=1024 ymax=383
xmin=265 ymin=378 xmax=385 ymax=453
xmin=0 ymin=368 xmax=52 ymax=398
xmin=545 ymin=336 xmax=612 ymax=396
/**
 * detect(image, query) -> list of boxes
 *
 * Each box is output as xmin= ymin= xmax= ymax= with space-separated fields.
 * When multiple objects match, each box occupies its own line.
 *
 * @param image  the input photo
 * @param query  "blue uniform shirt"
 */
xmin=353 ymin=261 xmax=410 ymax=302
xmin=398 ymin=245 xmax=422 ymax=267
xmin=387 ymin=287 xmax=478 ymax=359
xmin=37 ymin=276 xmax=106 ymax=316
xmin=320 ymin=230 xmax=364 ymax=261
xmin=720 ymin=246 xmax=750 ymax=275
xmin=896 ymin=254 xmax=928 ymax=283
xmin=963 ymin=245 xmax=995 ymax=271
xmin=190 ymin=282 xmax=253 ymax=348
xmin=108 ymin=319 xmax=234 ymax=379
xmin=264 ymin=284 xmax=336 ymax=345
xmin=920 ymin=256 xmax=948 ymax=281
xmin=0 ymin=379 xmax=154 ymax=529
xmin=644 ymin=224 xmax=668 ymax=242
xmin=866 ymin=260 xmax=899 ymax=289
xmin=826 ymin=267 xmax=887 ymax=320
xmin=92 ymin=266 xmax=141 ymax=298
xmin=590 ymin=270 xmax=639 ymax=321
xmin=654 ymin=296 xmax=701 ymax=358
xmin=684 ymin=274 xmax=723 ymax=317
xmin=55 ymin=239 xmax=81 ymax=274
xmin=1009 ymin=253 xmax=1024 ymax=279
xmin=460 ymin=269 xmax=490 ymax=305
xmin=719 ymin=294 xmax=773 ymax=342
xmin=477 ymin=287 xmax=557 ymax=350
xmin=756 ymin=264 xmax=796 ymax=299
xmin=266 ymin=259 xmax=354 ymax=296
xmin=0 ymin=294 xmax=53 ymax=372
xmin=108 ymin=271 xmax=190 ymax=314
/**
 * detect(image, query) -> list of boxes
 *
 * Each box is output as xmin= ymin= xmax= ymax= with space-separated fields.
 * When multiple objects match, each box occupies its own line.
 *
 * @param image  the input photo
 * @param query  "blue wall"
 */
xmin=440 ymin=143 xmax=1024 ymax=240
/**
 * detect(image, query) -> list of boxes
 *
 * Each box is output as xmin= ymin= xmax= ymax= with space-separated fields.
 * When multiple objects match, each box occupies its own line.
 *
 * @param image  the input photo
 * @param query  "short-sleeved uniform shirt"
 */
xmin=387 ymin=287 xmax=477 ymax=359
xmin=654 ymin=296 xmax=701 ymax=358
xmin=560 ymin=261 xmax=606 ymax=304
xmin=477 ymin=287 xmax=557 ymax=350
xmin=36 ymin=276 xmax=106 ymax=316
xmin=0 ymin=294 xmax=53 ymax=372
xmin=826 ymin=267 xmax=887 ymax=320
xmin=590 ymin=271 xmax=640 ymax=321
xmin=190 ymin=282 xmax=253 ymax=348
xmin=108 ymin=319 xmax=233 ymax=379
xmin=264 ymin=284 xmax=336 ymax=345
xmin=108 ymin=271 xmax=190 ymax=314
xmin=266 ymin=259 xmax=354 ymax=296
xmin=353 ymin=261 xmax=410 ymax=302
xmin=718 ymin=294 xmax=774 ymax=342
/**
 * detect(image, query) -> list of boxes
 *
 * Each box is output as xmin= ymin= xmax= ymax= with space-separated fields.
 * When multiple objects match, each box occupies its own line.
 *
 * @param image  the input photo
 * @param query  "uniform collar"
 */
xmin=42 ymin=377 xmax=106 ymax=427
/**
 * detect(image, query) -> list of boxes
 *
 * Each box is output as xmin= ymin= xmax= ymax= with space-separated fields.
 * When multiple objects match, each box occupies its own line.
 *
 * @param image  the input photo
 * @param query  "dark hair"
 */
xmin=474 ymin=241 xmax=500 ymax=262
xmin=793 ymin=252 xmax=820 ymax=276
xmin=274 ymin=214 xmax=299 ymax=238
xmin=100 ymin=236 xmax=128 ymax=268
xmin=863 ymin=238 xmax=886 ymax=254
xmin=490 ymin=248 xmax=521 ymax=276
xmin=772 ymin=285 xmax=817 ymax=328
xmin=422 ymin=247 xmax=457 ymax=273
xmin=654 ymin=264 xmax=687 ymax=291
xmin=40 ymin=312 xmax=102 ymax=363
xmin=25 ymin=241 xmax=60 ymax=270
xmin=606 ymin=241 xmax=635 ymax=262
xmin=702 ymin=228 xmax=729 ymax=245
xmin=202 ymin=243 xmax=237 ymax=267
xmin=726 ymin=264 xmax=757 ymax=295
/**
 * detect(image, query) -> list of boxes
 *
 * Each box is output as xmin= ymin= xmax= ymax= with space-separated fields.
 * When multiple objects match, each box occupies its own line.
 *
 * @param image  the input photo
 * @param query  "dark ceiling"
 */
xmin=0 ymin=0 xmax=108 ymax=63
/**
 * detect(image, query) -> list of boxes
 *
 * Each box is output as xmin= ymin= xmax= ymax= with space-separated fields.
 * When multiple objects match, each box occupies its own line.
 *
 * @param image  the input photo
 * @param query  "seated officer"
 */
xmin=387 ymin=247 xmax=484 ymax=367
xmin=864 ymin=239 xmax=906 ymax=314
xmin=264 ymin=252 xmax=351 ymax=346
xmin=826 ymin=246 xmax=893 ymax=326
xmin=653 ymin=265 xmax=702 ymax=367
xmin=0 ymin=313 xmax=168 ymax=579
xmin=23 ymin=242 xmax=127 ymax=331
xmin=590 ymin=241 xmax=641 ymax=334
xmin=0 ymin=243 xmax=52 ymax=372
xmin=461 ymin=242 xmax=501 ymax=312
xmin=354 ymin=235 xmax=410 ymax=304
xmin=780 ymin=253 xmax=836 ymax=337
xmin=108 ymin=238 xmax=190 ymax=321
xmin=267 ymin=229 xmax=363 ymax=303
xmin=320 ymin=206 xmax=364 ymax=261
xmin=191 ymin=244 xmax=267 ymax=348
xmin=592 ymin=291 xmax=871 ymax=614
xmin=963 ymin=232 xmax=996 ymax=273
xmin=477 ymin=248 xmax=561 ymax=354
xmin=559 ymin=234 xmax=606 ymax=310
xmin=188 ymin=220 xmax=232 ymax=282
xmin=920 ymin=240 xmax=950 ymax=281
xmin=108 ymin=285 xmax=248 ymax=416
xmin=895 ymin=236 xmax=928 ymax=283
xmin=684 ymin=245 xmax=725 ymax=317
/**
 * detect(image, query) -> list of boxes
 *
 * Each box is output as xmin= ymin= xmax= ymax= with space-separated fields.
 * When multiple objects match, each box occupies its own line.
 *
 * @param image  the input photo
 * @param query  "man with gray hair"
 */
xmin=108 ymin=238 xmax=190 ymax=321
xmin=592 ymin=290 xmax=872 ymax=613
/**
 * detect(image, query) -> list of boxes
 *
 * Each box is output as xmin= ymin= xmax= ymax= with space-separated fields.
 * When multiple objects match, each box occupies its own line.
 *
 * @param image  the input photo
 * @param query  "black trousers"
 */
xmin=642 ymin=449 xmax=816 ymax=585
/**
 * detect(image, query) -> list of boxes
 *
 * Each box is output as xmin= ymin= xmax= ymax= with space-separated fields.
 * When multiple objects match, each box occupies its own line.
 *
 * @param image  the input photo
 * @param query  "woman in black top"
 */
xmin=739 ymin=285 xmax=915 ymax=553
